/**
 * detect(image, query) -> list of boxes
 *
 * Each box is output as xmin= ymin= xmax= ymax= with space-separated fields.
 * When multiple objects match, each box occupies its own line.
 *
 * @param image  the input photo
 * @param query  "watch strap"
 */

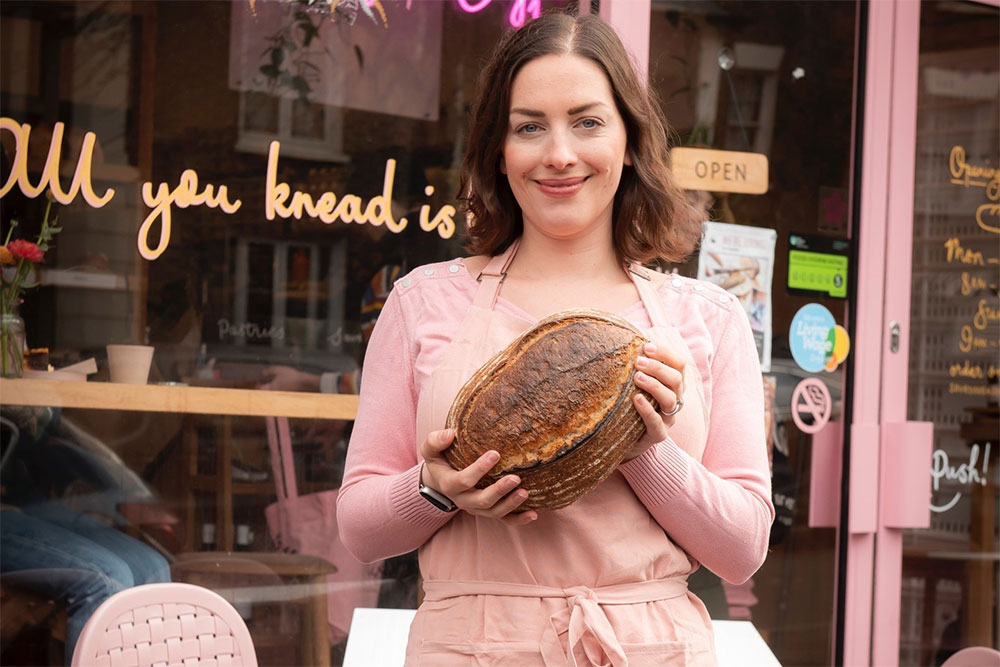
xmin=418 ymin=463 xmax=458 ymax=512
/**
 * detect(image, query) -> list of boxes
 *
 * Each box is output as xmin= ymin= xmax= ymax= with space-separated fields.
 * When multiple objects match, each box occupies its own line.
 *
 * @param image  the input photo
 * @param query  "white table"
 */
xmin=343 ymin=608 xmax=781 ymax=666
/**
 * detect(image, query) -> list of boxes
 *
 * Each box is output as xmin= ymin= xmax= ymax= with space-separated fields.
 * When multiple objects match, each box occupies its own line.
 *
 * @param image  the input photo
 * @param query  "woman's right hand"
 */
xmin=419 ymin=429 xmax=538 ymax=524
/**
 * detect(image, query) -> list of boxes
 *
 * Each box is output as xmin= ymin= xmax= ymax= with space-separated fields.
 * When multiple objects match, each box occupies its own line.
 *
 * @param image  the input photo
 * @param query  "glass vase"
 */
xmin=1 ymin=305 xmax=25 ymax=378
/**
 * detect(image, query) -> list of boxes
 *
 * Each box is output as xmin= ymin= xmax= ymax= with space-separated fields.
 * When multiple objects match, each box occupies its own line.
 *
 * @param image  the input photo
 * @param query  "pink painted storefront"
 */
xmin=603 ymin=0 xmax=999 ymax=664
xmin=0 ymin=1 xmax=996 ymax=665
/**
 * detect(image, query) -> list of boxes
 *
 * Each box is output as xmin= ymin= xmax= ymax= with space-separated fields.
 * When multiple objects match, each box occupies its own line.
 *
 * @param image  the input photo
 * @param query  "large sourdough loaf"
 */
xmin=444 ymin=309 xmax=653 ymax=510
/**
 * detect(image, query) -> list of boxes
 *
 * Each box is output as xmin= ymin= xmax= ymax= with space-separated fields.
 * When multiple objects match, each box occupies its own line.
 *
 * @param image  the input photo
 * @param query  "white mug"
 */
xmin=106 ymin=344 xmax=154 ymax=384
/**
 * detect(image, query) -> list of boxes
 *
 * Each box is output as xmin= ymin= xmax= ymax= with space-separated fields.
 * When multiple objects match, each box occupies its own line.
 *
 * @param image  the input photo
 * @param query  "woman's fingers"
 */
xmin=469 ymin=474 xmax=521 ymax=509
xmin=634 ymin=392 xmax=669 ymax=441
xmin=502 ymin=506 xmax=538 ymax=525
xmin=420 ymin=428 xmax=456 ymax=458
xmin=642 ymin=341 xmax=685 ymax=378
xmin=633 ymin=366 xmax=682 ymax=417
xmin=455 ymin=450 xmax=501 ymax=490
xmin=633 ymin=368 xmax=680 ymax=413
xmin=633 ymin=341 xmax=684 ymax=416
xmin=418 ymin=428 xmax=539 ymax=522
xmin=635 ymin=357 xmax=683 ymax=395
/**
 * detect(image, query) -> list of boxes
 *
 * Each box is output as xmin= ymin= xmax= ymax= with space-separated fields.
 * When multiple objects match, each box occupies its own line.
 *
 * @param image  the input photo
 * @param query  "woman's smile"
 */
xmin=535 ymin=176 xmax=588 ymax=197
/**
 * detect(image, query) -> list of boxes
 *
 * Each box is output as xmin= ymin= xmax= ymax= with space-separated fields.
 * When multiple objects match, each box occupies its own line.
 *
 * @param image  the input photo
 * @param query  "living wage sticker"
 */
xmin=789 ymin=303 xmax=851 ymax=373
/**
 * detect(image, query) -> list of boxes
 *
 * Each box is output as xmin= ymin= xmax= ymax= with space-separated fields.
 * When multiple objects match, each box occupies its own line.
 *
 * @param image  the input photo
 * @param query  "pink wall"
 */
xmin=599 ymin=0 xmax=650 ymax=81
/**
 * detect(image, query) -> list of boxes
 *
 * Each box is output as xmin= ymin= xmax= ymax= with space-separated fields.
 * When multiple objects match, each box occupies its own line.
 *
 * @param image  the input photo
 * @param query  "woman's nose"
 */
xmin=543 ymin=130 xmax=577 ymax=170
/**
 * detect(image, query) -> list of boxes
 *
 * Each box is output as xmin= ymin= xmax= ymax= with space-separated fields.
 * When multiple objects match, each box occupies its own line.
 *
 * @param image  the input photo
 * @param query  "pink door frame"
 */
xmin=859 ymin=1 xmax=998 ymax=664
xmin=599 ymin=0 xmax=651 ymax=81
xmin=842 ymin=3 xmax=898 ymax=662
xmin=851 ymin=0 xmax=1000 ymax=661
xmin=871 ymin=1 xmax=923 ymax=665
xmin=834 ymin=0 xmax=953 ymax=662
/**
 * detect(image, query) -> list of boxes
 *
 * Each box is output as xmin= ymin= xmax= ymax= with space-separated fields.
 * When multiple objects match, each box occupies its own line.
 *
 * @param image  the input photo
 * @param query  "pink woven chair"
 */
xmin=70 ymin=582 xmax=258 ymax=667
xmin=941 ymin=646 xmax=1000 ymax=666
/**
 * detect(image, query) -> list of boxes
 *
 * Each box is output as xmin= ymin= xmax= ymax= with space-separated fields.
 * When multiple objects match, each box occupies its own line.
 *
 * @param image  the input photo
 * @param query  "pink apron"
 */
xmin=407 ymin=240 xmax=716 ymax=667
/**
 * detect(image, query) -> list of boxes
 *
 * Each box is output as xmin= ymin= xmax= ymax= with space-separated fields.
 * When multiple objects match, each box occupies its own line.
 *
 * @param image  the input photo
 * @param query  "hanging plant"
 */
xmin=254 ymin=0 xmax=389 ymax=101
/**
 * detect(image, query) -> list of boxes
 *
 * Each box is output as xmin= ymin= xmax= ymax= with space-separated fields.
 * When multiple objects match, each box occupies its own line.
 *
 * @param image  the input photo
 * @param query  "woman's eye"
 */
xmin=519 ymin=123 xmax=540 ymax=134
xmin=580 ymin=118 xmax=599 ymax=129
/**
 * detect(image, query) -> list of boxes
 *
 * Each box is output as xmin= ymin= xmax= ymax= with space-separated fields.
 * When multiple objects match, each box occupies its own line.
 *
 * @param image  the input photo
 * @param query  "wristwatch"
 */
xmin=418 ymin=463 xmax=458 ymax=512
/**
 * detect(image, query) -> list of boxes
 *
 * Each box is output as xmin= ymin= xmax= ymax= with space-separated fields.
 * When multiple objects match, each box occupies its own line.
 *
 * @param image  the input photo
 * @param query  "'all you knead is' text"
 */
xmin=0 ymin=119 xmax=457 ymax=262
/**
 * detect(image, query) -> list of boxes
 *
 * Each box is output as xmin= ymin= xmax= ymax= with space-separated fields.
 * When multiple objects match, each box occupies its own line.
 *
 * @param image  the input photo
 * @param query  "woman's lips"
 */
xmin=535 ymin=177 xmax=587 ymax=197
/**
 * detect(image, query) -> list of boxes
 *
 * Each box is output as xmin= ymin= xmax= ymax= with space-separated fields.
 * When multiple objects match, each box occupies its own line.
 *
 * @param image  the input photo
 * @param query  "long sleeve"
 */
xmin=337 ymin=290 xmax=454 ymax=563
xmin=619 ymin=304 xmax=774 ymax=583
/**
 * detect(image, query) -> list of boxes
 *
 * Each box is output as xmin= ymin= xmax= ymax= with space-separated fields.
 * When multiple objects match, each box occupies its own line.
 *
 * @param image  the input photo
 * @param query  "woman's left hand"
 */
xmin=624 ymin=341 xmax=686 ymax=461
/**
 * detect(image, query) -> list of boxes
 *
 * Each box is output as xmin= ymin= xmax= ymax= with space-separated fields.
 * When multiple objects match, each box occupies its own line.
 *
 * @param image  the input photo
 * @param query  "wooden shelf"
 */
xmin=0 ymin=378 xmax=358 ymax=419
xmin=189 ymin=476 xmax=331 ymax=496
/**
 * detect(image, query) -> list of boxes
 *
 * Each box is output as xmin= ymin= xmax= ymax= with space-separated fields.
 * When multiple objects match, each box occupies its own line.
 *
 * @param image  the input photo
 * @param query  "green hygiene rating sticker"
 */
xmin=788 ymin=249 xmax=848 ymax=298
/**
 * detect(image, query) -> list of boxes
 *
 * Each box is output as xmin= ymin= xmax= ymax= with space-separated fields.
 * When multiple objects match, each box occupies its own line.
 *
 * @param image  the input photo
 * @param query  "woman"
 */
xmin=338 ymin=11 xmax=773 ymax=666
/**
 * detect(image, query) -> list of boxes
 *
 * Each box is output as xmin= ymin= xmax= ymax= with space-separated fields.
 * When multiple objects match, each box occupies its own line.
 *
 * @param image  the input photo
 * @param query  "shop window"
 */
xmin=228 ymin=238 xmax=348 ymax=352
xmin=717 ymin=42 xmax=784 ymax=154
xmin=236 ymin=92 xmax=349 ymax=163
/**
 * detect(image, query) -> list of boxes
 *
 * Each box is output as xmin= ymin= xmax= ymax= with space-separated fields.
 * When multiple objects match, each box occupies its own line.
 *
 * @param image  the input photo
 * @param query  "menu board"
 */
xmin=906 ymin=44 xmax=1000 ymax=530
xmin=942 ymin=144 xmax=999 ymax=399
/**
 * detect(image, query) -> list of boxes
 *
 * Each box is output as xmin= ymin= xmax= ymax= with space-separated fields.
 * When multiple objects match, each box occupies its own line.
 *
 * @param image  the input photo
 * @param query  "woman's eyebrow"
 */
xmin=510 ymin=102 xmax=608 ymax=119
xmin=509 ymin=107 xmax=545 ymax=118
xmin=567 ymin=102 xmax=605 ymax=115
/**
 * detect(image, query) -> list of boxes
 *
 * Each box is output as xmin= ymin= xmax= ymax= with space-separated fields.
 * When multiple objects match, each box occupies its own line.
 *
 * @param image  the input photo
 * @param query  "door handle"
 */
xmin=880 ymin=421 xmax=934 ymax=529
xmin=808 ymin=420 xmax=842 ymax=528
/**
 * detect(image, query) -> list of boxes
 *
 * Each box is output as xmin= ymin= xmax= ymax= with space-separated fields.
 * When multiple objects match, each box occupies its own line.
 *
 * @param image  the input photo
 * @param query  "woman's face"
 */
xmin=501 ymin=53 xmax=631 ymax=243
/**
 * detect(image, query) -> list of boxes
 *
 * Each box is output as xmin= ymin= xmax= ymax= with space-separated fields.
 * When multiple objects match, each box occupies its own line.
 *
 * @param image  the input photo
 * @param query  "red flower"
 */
xmin=7 ymin=240 xmax=43 ymax=263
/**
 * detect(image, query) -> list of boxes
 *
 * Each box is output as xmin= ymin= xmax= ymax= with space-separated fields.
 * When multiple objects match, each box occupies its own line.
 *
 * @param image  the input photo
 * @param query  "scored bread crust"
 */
xmin=444 ymin=308 xmax=654 ymax=510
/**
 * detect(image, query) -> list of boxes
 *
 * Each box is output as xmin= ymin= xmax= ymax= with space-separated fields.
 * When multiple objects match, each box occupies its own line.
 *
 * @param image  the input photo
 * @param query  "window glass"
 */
xmin=0 ymin=1 xmax=567 ymax=664
xmin=902 ymin=2 xmax=999 ymax=664
xmin=648 ymin=2 xmax=859 ymax=665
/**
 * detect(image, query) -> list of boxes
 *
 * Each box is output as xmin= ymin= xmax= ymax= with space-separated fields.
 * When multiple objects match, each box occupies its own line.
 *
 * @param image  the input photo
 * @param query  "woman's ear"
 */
xmin=624 ymin=147 xmax=633 ymax=167
xmin=499 ymin=155 xmax=507 ymax=174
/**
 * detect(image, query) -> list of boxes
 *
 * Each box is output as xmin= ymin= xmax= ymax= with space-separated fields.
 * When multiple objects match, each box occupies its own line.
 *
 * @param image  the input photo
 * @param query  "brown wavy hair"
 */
xmin=459 ymin=11 xmax=706 ymax=265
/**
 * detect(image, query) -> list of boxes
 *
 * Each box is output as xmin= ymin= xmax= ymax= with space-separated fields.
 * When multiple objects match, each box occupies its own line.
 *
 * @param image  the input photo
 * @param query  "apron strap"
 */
xmin=472 ymin=237 xmax=520 ymax=310
xmin=627 ymin=263 xmax=671 ymax=329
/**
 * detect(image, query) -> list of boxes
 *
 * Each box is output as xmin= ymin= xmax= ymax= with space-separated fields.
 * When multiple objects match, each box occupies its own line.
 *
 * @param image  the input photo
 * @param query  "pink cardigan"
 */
xmin=337 ymin=259 xmax=774 ymax=584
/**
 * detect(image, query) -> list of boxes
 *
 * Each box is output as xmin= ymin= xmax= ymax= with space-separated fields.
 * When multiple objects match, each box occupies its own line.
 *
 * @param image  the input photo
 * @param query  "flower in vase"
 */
xmin=2 ymin=192 xmax=61 ymax=377
xmin=7 ymin=240 xmax=44 ymax=263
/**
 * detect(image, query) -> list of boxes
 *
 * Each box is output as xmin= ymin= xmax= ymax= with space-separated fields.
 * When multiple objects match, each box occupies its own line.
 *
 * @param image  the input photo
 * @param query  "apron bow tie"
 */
xmin=544 ymin=586 xmax=627 ymax=667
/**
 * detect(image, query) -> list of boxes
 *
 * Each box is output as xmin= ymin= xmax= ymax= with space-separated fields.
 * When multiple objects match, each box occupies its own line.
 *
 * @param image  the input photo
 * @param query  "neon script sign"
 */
xmin=456 ymin=0 xmax=540 ymax=28
xmin=0 ymin=118 xmax=457 ymax=261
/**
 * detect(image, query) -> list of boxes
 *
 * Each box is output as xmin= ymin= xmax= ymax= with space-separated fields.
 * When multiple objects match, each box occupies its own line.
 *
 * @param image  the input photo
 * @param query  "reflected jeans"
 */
xmin=0 ymin=503 xmax=170 ymax=664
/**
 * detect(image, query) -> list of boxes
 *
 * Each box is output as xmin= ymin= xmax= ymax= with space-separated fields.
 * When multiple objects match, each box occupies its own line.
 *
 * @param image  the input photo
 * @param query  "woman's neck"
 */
xmin=508 ymin=229 xmax=622 ymax=283
xmin=496 ymin=228 xmax=638 ymax=318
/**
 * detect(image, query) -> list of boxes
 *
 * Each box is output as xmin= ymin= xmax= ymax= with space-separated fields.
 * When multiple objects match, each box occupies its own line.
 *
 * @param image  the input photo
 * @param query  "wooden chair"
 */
xmin=171 ymin=551 xmax=336 ymax=667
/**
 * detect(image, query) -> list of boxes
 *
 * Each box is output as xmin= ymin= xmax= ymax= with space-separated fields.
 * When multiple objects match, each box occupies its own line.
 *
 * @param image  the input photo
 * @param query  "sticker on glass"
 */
xmin=789 ymin=303 xmax=836 ymax=373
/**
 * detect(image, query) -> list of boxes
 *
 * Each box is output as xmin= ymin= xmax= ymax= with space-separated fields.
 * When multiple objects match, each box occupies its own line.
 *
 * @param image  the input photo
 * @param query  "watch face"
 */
xmin=419 ymin=485 xmax=457 ymax=512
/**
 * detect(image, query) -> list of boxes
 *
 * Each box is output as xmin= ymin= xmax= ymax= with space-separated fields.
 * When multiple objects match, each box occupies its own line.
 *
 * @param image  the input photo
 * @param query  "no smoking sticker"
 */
xmin=791 ymin=378 xmax=832 ymax=434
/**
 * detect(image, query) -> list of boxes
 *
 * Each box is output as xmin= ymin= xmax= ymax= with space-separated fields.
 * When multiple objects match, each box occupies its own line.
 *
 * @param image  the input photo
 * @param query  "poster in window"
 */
xmin=698 ymin=221 xmax=777 ymax=372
